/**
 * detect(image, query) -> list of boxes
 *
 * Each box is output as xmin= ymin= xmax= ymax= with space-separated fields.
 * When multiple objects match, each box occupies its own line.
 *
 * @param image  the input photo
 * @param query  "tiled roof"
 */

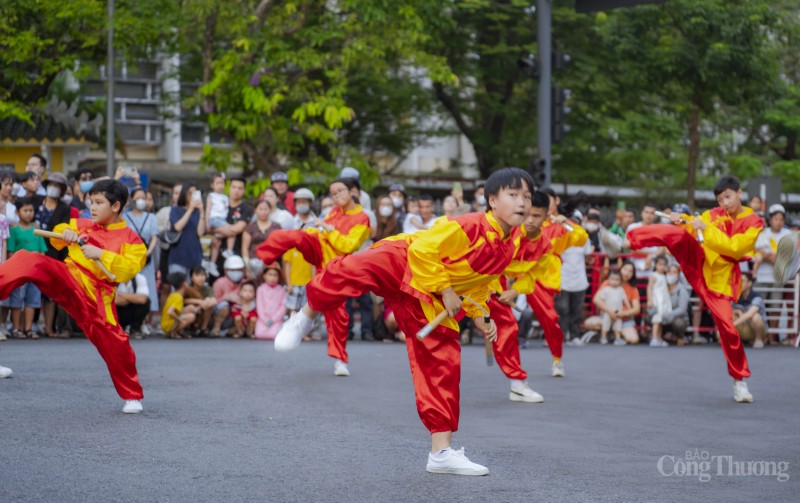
xmin=0 ymin=111 xmax=99 ymax=143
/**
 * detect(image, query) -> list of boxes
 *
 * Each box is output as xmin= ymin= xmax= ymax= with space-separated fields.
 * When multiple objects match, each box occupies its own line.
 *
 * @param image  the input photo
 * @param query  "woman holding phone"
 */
xmin=168 ymin=184 xmax=205 ymax=275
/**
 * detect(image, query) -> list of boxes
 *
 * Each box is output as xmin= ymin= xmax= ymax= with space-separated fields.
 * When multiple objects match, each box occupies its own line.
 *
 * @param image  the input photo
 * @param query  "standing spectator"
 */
xmin=211 ymin=255 xmax=247 ymax=336
xmin=583 ymin=209 xmax=602 ymax=252
xmin=401 ymin=196 xmax=420 ymax=234
xmin=123 ymin=188 xmax=159 ymax=316
xmin=215 ymin=177 xmax=253 ymax=267
xmin=0 ymin=172 xmax=18 ymax=224
xmin=17 ymin=154 xmax=47 ymax=197
xmin=557 ymin=228 xmax=593 ymax=345
xmin=71 ymin=168 xmax=94 ymax=215
xmin=156 ymin=184 xmax=182 ymax=291
xmin=115 ymin=273 xmax=150 ymax=339
xmin=168 ymin=184 xmax=205 ymax=275
xmin=340 ymin=166 xmax=371 ymax=211
xmin=292 ymin=188 xmax=317 ymax=228
xmin=388 ymin=184 xmax=407 ymax=226
xmin=242 ymin=200 xmax=281 ymax=276
xmin=646 ymin=255 xmax=671 ymax=347
xmin=183 ymin=265 xmax=218 ymax=337
xmin=733 ymin=272 xmax=768 ymax=349
xmin=472 ymin=184 xmax=486 ymax=212
xmin=19 ymin=172 xmax=41 ymax=199
xmin=7 ymin=198 xmax=46 ymax=339
xmin=229 ymin=280 xmax=258 ymax=339
xmin=748 ymin=195 xmax=764 ymax=218
xmin=625 ymin=203 xmax=665 ymax=275
xmin=206 ymin=173 xmax=233 ymax=274
xmin=255 ymin=263 xmax=287 ymax=339
xmin=660 ymin=264 xmax=690 ymax=346
xmin=442 ymin=195 xmax=459 ymax=219
xmin=36 ymin=172 xmax=72 ymax=338
xmin=449 ymin=182 xmax=474 ymax=216
xmin=263 ymin=187 xmax=294 ymax=231
xmin=403 ymin=194 xmax=437 ymax=233
xmin=319 ymin=195 xmax=334 ymax=218
xmin=752 ymin=204 xmax=791 ymax=343
xmin=375 ymin=195 xmax=400 ymax=240
xmin=161 ymin=272 xmax=195 ymax=339
xmin=269 ymin=171 xmax=296 ymax=215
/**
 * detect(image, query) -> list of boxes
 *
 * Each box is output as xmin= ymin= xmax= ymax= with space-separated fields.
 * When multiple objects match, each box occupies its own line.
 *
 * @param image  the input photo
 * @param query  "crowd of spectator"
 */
xmin=0 ymin=154 xmax=796 ymax=351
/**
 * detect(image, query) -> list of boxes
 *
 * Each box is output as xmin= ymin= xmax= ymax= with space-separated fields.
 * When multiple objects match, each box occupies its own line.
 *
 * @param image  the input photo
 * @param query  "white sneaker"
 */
xmin=692 ymin=334 xmax=708 ymax=345
xmin=649 ymin=338 xmax=665 ymax=347
xmin=613 ymin=338 xmax=627 ymax=346
xmin=122 ymin=400 xmax=143 ymax=414
xmin=733 ymin=380 xmax=753 ymax=403
xmin=333 ymin=359 xmax=350 ymax=376
xmin=142 ymin=324 xmax=152 ymax=336
xmin=509 ymin=380 xmax=544 ymax=403
xmin=426 ymin=447 xmax=489 ymax=476
xmin=0 ymin=330 xmax=7 ymax=341
xmin=222 ymin=249 xmax=234 ymax=259
xmin=774 ymin=232 xmax=800 ymax=286
xmin=0 ymin=365 xmax=13 ymax=378
xmin=551 ymin=359 xmax=566 ymax=377
xmin=600 ymin=336 xmax=609 ymax=345
xmin=567 ymin=338 xmax=585 ymax=347
xmin=753 ymin=340 xmax=765 ymax=349
xmin=274 ymin=310 xmax=314 ymax=352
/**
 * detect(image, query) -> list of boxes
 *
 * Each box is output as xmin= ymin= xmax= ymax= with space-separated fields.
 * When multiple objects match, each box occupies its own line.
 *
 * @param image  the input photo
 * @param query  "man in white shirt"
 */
xmin=116 ymin=273 xmax=150 ymax=339
xmin=403 ymin=194 xmax=438 ymax=234
xmin=752 ymin=204 xmax=791 ymax=342
xmin=625 ymin=203 xmax=665 ymax=277
xmin=16 ymin=154 xmax=47 ymax=197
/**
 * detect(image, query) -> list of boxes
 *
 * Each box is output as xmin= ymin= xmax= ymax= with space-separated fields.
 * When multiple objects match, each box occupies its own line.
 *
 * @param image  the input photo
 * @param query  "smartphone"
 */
xmin=453 ymin=181 xmax=462 ymax=192
xmin=192 ymin=190 xmax=202 ymax=202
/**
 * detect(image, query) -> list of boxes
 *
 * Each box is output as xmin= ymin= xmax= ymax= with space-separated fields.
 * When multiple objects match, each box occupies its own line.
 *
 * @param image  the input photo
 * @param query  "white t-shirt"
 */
xmin=117 ymin=274 xmax=149 ymax=298
xmin=560 ymin=241 xmax=592 ymax=292
xmin=4 ymin=201 xmax=18 ymax=225
xmin=755 ymin=226 xmax=792 ymax=283
xmin=208 ymin=192 xmax=230 ymax=221
xmin=270 ymin=208 xmax=295 ymax=230
xmin=403 ymin=214 xmax=437 ymax=234
xmin=625 ymin=221 xmax=660 ymax=277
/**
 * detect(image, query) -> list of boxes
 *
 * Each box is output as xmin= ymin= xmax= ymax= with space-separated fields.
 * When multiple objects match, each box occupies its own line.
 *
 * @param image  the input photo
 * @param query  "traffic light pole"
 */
xmin=536 ymin=0 xmax=552 ymax=187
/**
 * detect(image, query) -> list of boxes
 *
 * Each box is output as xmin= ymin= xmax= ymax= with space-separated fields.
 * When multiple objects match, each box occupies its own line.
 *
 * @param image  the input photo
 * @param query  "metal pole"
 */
xmin=106 ymin=0 xmax=115 ymax=177
xmin=537 ymin=0 xmax=552 ymax=187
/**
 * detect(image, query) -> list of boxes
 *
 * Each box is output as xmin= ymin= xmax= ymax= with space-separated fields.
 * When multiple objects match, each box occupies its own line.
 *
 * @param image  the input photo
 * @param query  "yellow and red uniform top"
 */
xmin=304 ymin=204 xmax=370 ymax=268
xmin=51 ymin=218 xmax=146 ymax=326
xmin=679 ymin=206 xmax=763 ymax=300
xmin=379 ymin=211 xmax=526 ymax=328
xmin=505 ymin=221 xmax=588 ymax=294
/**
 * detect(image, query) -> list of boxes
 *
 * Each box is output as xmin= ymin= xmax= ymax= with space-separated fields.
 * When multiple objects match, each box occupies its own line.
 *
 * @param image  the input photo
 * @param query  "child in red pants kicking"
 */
xmin=0 ymin=179 xmax=146 ymax=413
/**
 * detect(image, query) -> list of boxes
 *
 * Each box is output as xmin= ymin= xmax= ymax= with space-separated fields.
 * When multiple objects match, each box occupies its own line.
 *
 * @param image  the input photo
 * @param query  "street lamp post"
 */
xmin=106 ymin=0 xmax=115 ymax=177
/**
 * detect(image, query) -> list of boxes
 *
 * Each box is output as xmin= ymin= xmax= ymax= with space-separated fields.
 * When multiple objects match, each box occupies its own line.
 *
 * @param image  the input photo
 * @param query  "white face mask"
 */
xmin=135 ymin=199 xmax=147 ymax=211
xmin=226 ymin=270 xmax=244 ymax=283
xmin=46 ymin=185 xmax=62 ymax=199
xmin=61 ymin=194 xmax=73 ymax=205
xmin=666 ymin=274 xmax=679 ymax=285
xmin=84 ymin=198 xmax=93 ymax=210
xmin=475 ymin=195 xmax=486 ymax=206
xmin=379 ymin=206 xmax=393 ymax=218
xmin=584 ymin=222 xmax=599 ymax=233
xmin=391 ymin=197 xmax=404 ymax=209
xmin=295 ymin=203 xmax=310 ymax=215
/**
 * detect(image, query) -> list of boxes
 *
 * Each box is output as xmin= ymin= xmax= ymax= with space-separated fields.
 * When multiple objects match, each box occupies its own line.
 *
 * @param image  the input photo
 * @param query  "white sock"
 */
xmin=430 ymin=448 xmax=451 ymax=460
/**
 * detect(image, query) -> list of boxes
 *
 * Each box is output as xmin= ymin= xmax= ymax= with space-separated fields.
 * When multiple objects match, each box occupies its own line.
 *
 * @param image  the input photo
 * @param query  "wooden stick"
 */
xmin=416 ymin=310 xmax=450 ymax=339
xmin=34 ymin=229 xmax=117 ymax=281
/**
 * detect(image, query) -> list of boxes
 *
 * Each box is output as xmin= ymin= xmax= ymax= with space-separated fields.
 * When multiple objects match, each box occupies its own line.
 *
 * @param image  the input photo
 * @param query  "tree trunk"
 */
xmin=202 ymin=9 xmax=218 ymax=113
xmin=686 ymin=104 xmax=701 ymax=211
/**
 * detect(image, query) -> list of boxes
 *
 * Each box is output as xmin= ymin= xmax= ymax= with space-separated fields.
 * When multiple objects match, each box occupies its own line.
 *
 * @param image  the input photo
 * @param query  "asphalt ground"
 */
xmin=1 ymin=337 xmax=798 ymax=502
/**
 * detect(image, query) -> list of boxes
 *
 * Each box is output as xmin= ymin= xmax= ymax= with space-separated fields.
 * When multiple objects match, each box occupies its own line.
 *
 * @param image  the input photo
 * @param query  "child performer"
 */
xmin=628 ymin=175 xmax=762 ymax=402
xmin=0 ymin=179 xmax=147 ymax=413
xmin=273 ymin=167 xmax=534 ymax=476
xmin=256 ymin=178 xmax=370 ymax=376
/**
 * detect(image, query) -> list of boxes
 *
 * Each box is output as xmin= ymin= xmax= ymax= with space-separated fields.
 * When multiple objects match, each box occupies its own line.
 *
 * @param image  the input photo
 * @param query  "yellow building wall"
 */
xmin=0 ymin=145 xmax=65 ymax=172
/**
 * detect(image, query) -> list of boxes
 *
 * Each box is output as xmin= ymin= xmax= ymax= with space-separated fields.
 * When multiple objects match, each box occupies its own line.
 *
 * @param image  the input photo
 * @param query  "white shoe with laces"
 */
xmin=551 ymin=359 xmax=566 ymax=377
xmin=613 ymin=338 xmax=627 ymax=346
xmin=274 ymin=310 xmax=315 ymax=352
xmin=333 ymin=359 xmax=350 ymax=376
xmin=509 ymin=380 xmax=544 ymax=403
xmin=733 ymin=380 xmax=753 ymax=403
xmin=753 ymin=340 xmax=765 ymax=349
xmin=122 ymin=400 xmax=143 ymax=414
xmin=426 ymin=447 xmax=489 ymax=476
xmin=0 ymin=365 xmax=13 ymax=378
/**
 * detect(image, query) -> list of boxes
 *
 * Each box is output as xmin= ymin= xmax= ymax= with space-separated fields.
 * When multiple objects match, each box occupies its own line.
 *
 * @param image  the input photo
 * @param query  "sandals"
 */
xmin=12 ymin=329 xmax=25 ymax=339
xmin=26 ymin=330 xmax=39 ymax=340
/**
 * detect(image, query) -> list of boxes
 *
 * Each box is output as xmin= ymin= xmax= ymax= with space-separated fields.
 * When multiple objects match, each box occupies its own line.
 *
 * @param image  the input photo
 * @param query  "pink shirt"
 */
xmin=213 ymin=276 xmax=242 ymax=303
xmin=255 ymin=283 xmax=287 ymax=339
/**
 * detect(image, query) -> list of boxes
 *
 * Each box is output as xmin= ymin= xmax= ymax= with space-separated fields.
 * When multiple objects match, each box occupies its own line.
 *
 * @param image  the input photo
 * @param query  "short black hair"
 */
xmin=19 ymin=171 xmax=39 ymax=183
xmin=713 ymin=175 xmax=741 ymax=196
xmin=210 ymin=173 xmax=225 ymax=185
xmin=189 ymin=265 xmax=207 ymax=277
xmin=329 ymin=178 xmax=357 ymax=192
xmin=73 ymin=167 xmax=94 ymax=181
xmin=484 ymin=168 xmax=535 ymax=209
xmin=29 ymin=153 xmax=47 ymax=168
xmin=240 ymin=280 xmax=256 ymax=291
xmin=176 ymin=184 xmax=197 ymax=207
xmin=229 ymin=177 xmax=246 ymax=187
xmin=654 ymin=255 xmax=668 ymax=265
xmin=129 ymin=187 xmax=148 ymax=200
xmin=406 ymin=195 xmax=419 ymax=203
xmin=608 ymin=269 xmax=622 ymax=279
xmin=14 ymin=197 xmax=35 ymax=211
xmin=0 ymin=171 xmax=16 ymax=184
xmin=418 ymin=194 xmax=434 ymax=203
xmin=742 ymin=271 xmax=754 ymax=283
xmin=167 ymin=272 xmax=187 ymax=290
xmin=87 ymin=179 xmax=129 ymax=213
xmin=643 ymin=202 xmax=657 ymax=210
xmin=531 ymin=190 xmax=550 ymax=209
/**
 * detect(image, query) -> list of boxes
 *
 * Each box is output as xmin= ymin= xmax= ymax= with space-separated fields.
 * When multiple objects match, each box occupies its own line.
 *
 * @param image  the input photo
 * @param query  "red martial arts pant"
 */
xmin=487 ymin=295 xmax=527 ymax=380
xmin=527 ymin=285 xmax=563 ymax=359
xmin=256 ymin=229 xmax=350 ymax=363
xmin=628 ymin=225 xmax=750 ymax=380
xmin=306 ymin=241 xmax=461 ymax=433
xmin=0 ymin=251 xmax=143 ymax=399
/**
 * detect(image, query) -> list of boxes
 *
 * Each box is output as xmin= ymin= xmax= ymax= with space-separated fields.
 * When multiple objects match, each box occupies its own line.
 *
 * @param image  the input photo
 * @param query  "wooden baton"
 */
xmin=34 ymin=229 xmax=117 ymax=281
xmin=416 ymin=310 xmax=450 ymax=339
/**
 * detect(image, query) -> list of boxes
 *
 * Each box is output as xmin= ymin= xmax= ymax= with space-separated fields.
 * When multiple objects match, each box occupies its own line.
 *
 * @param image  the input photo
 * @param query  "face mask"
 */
xmin=584 ymin=222 xmax=599 ymax=233
xmin=666 ymin=274 xmax=679 ymax=285
xmin=379 ymin=206 xmax=394 ymax=218
xmin=226 ymin=270 xmax=244 ymax=283
xmin=84 ymin=199 xmax=93 ymax=210
xmin=391 ymin=197 xmax=403 ymax=209
xmin=80 ymin=181 xmax=94 ymax=193
xmin=135 ymin=199 xmax=147 ymax=211
xmin=46 ymin=185 xmax=62 ymax=199
xmin=295 ymin=203 xmax=310 ymax=215
xmin=475 ymin=195 xmax=486 ymax=206
xmin=61 ymin=194 xmax=73 ymax=205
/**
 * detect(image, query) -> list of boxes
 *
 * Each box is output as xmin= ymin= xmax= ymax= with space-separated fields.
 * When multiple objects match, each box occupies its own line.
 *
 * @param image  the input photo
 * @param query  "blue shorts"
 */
xmin=9 ymin=282 xmax=42 ymax=309
xmin=209 ymin=217 xmax=228 ymax=230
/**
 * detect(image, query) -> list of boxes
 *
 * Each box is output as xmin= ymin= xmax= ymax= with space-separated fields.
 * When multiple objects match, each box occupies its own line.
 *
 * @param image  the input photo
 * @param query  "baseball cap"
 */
xmin=294 ymin=188 xmax=315 ymax=202
xmin=340 ymin=166 xmax=360 ymax=180
xmin=389 ymin=184 xmax=405 ymax=193
xmin=768 ymin=204 xmax=786 ymax=216
xmin=270 ymin=171 xmax=288 ymax=183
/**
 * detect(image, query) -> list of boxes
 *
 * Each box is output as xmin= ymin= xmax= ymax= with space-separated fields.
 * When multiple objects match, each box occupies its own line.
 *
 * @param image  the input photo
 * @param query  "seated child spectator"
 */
xmin=161 ymin=272 xmax=196 ymax=339
xmin=255 ymin=263 xmax=287 ymax=340
xmin=8 ymin=198 xmax=46 ymax=339
xmin=115 ymin=272 xmax=150 ymax=339
xmin=594 ymin=270 xmax=629 ymax=346
xmin=733 ymin=272 xmax=767 ymax=349
xmin=230 ymin=280 xmax=258 ymax=339
xmin=183 ymin=265 xmax=218 ymax=336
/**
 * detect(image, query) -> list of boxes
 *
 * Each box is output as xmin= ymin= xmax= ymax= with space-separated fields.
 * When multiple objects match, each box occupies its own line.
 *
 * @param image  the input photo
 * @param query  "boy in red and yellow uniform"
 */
xmin=257 ymin=178 xmax=369 ymax=375
xmin=628 ymin=176 xmax=762 ymax=403
xmin=273 ymin=168 xmax=534 ymax=476
xmin=0 ymin=180 xmax=147 ymax=413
